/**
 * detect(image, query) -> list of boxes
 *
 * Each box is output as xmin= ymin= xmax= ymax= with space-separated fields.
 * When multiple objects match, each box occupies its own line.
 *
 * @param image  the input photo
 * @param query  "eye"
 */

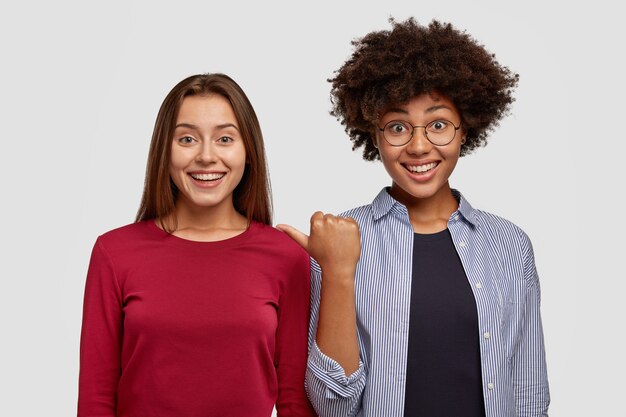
xmin=385 ymin=121 xmax=410 ymax=136
xmin=177 ymin=136 xmax=195 ymax=144
xmin=428 ymin=120 xmax=449 ymax=132
xmin=217 ymin=136 xmax=234 ymax=144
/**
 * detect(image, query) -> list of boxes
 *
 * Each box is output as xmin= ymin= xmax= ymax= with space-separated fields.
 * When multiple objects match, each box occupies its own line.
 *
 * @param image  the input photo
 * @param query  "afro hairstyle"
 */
xmin=329 ymin=18 xmax=519 ymax=160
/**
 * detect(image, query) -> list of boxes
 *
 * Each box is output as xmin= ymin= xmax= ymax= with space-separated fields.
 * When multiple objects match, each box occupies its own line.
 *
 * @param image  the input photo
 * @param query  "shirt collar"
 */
xmin=451 ymin=189 xmax=478 ymax=227
xmin=371 ymin=188 xmax=402 ymax=220
xmin=371 ymin=187 xmax=478 ymax=227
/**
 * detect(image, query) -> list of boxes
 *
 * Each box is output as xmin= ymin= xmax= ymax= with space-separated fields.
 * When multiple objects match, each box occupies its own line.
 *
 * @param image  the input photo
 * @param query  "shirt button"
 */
xmin=475 ymin=282 xmax=482 ymax=289
xmin=459 ymin=241 xmax=466 ymax=248
xmin=454 ymin=215 xmax=459 ymax=221
xmin=483 ymin=332 xmax=491 ymax=339
xmin=487 ymin=383 xmax=494 ymax=390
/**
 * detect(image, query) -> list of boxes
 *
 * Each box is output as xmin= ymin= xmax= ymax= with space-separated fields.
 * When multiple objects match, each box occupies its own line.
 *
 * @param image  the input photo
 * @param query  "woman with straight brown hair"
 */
xmin=78 ymin=73 xmax=316 ymax=417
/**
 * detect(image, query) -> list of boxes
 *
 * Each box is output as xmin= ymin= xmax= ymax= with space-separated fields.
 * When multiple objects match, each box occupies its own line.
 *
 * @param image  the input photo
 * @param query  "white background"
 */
xmin=1 ymin=1 xmax=624 ymax=416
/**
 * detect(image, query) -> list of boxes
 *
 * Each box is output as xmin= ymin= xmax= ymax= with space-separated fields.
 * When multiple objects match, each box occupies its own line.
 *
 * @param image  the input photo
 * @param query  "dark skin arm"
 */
xmin=277 ymin=212 xmax=361 ymax=375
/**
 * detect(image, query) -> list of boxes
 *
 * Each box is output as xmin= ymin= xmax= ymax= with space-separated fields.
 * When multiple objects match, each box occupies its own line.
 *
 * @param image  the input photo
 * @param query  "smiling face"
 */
xmin=375 ymin=92 xmax=465 ymax=205
xmin=169 ymin=94 xmax=246 ymax=215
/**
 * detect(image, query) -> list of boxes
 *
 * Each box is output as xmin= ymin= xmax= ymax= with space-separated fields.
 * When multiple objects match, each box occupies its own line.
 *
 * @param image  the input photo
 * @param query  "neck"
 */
xmin=165 ymin=197 xmax=249 ymax=241
xmin=389 ymin=182 xmax=458 ymax=233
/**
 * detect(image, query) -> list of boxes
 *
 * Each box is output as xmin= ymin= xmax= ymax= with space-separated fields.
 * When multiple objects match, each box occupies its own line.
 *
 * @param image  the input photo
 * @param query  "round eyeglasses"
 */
xmin=378 ymin=119 xmax=461 ymax=147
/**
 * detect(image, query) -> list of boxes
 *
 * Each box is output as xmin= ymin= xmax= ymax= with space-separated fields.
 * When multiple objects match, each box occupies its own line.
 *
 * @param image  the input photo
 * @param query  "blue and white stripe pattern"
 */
xmin=305 ymin=188 xmax=549 ymax=417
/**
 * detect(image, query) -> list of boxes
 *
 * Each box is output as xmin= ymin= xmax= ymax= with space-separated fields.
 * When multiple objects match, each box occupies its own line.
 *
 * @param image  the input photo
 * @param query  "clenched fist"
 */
xmin=277 ymin=212 xmax=361 ymax=276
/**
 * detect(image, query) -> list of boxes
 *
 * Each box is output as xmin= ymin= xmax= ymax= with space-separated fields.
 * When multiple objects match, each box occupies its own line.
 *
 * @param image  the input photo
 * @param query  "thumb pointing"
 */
xmin=276 ymin=224 xmax=309 ymax=252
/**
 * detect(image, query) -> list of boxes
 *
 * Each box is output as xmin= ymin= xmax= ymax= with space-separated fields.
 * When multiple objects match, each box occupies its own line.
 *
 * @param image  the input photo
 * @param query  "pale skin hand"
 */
xmin=277 ymin=212 xmax=361 ymax=375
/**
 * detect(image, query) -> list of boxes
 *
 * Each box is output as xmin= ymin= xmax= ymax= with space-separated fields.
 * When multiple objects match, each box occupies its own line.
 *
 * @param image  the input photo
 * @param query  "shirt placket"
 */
xmin=448 ymin=214 xmax=502 ymax=417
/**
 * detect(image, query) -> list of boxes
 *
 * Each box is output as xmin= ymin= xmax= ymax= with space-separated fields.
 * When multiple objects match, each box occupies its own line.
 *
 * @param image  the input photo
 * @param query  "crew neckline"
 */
xmin=413 ymin=228 xmax=451 ymax=242
xmin=145 ymin=219 xmax=260 ymax=248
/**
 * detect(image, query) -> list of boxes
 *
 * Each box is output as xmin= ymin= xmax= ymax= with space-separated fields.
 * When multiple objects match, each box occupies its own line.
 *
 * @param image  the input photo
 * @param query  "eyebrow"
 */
xmin=384 ymin=104 xmax=453 ymax=116
xmin=174 ymin=122 xmax=240 ymax=131
xmin=384 ymin=107 xmax=409 ymax=115
xmin=424 ymin=104 xmax=453 ymax=114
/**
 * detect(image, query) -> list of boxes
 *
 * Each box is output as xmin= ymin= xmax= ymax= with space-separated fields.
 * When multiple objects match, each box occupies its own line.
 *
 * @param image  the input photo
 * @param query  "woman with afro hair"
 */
xmin=278 ymin=18 xmax=549 ymax=417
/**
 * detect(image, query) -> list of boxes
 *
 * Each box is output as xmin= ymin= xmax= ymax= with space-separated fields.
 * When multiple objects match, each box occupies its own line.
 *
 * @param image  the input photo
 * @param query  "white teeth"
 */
xmin=407 ymin=162 xmax=438 ymax=173
xmin=190 ymin=172 xmax=225 ymax=181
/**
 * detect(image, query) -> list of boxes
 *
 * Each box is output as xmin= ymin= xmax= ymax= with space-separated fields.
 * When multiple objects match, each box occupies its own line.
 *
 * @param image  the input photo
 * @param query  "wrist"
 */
xmin=318 ymin=260 xmax=357 ymax=275
xmin=320 ymin=270 xmax=356 ymax=289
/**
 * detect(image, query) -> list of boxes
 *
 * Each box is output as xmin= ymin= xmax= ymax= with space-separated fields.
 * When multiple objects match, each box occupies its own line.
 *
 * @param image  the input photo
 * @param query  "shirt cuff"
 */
xmin=307 ymin=341 xmax=365 ymax=398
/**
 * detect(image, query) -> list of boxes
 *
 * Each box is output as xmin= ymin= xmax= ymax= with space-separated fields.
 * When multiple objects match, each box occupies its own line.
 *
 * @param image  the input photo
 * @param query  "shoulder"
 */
xmin=471 ymin=210 xmax=540 ymax=287
xmin=247 ymin=223 xmax=311 ymax=287
xmin=96 ymin=221 xmax=156 ymax=254
xmin=339 ymin=203 xmax=374 ymax=224
xmin=99 ymin=220 xmax=152 ymax=238
xmin=471 ymin=209 xmax=535 ymax=265
xmin=473 ymin=210 xmax=530 ymax=243
xmin=249 ymin=222 xmax=309 ymax=263
xmin=86 ymin=222 xmax=156 ymax=278
xmin=98 ymin=220 xmax=154 ymax=242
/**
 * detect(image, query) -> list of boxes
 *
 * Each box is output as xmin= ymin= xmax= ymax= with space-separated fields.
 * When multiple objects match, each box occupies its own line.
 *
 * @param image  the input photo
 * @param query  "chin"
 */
xmin=408 ymin=189 xmax=441 ymax=200
xmin=392 ymin=180 xmax=449 ymax=202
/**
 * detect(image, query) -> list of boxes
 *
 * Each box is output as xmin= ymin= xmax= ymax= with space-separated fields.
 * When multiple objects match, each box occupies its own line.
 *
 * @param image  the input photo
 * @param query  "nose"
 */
xmin=195 ymin=141 xmax=218 ymax=164
xmin=405 ymin=126 xmax=433 ymax=155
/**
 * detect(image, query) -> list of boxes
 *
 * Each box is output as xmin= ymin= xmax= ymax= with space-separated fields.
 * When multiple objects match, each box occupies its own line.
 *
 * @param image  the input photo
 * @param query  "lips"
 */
xmin=189 ymin=172 xmax=225 ymax=182
xmin=404 ymin=161 xmax=439 ymax=174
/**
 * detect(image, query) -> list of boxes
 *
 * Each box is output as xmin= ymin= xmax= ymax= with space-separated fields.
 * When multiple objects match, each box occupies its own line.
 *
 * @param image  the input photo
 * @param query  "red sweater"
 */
xmin=78 ymin=221 xmax=316 ymax=417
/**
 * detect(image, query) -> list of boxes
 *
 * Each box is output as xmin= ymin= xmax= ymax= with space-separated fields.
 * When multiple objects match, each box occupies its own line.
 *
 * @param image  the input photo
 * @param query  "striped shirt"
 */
xmin=305 ymin=188 xmax=549 ymax=417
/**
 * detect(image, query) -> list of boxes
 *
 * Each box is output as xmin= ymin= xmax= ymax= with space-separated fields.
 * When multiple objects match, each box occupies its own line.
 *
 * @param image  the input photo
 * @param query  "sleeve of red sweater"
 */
xmin=275 ymin=248 xmax=317 ymax=417
xmin=78 ymin=238 xmax=123 ymax=417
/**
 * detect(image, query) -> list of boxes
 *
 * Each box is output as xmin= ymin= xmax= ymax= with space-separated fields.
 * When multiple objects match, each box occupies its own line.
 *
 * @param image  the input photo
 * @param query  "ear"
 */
xmin=372 ymin=131 xmax=379 ymax=149
xmin=460 ymin=128 xmax=467 ymax=145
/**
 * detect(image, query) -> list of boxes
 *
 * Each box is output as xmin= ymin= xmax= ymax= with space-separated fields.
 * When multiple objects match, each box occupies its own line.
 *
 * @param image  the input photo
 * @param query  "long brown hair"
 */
xmin=135 ymin=73 xmax=272 ymax=230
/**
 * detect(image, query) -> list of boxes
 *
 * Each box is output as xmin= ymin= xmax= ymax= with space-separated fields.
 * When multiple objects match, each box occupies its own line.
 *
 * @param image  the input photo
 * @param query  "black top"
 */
xmin=403 ymin=229 xmax=486 ymax=417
